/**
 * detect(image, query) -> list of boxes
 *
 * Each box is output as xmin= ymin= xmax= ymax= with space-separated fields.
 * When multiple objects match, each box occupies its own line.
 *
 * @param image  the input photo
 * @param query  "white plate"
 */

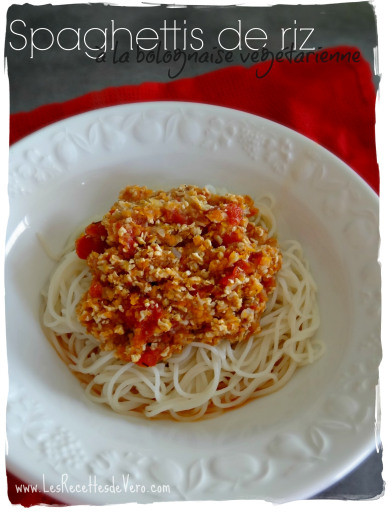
xmin=6 ymin=102 xmax=380 ymax=504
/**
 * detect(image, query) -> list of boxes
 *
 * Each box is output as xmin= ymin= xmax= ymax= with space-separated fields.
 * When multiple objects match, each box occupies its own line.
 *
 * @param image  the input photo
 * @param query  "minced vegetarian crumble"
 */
xmin=75 ymin=185 xmax=282 ymax=367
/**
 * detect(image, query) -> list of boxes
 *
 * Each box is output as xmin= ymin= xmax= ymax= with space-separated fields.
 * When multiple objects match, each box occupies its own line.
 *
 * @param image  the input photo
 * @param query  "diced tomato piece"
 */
xmin=114 ymin=223 xmax=137 ymax=255
xmin=123 ymin=308 xmax=137 ymax=328
xmin=262 ymin=276 xmax=276 ymax=291
xmin=250 ymin=251 xmax=262 ymax=266
xmin=247 ymin=206 xmax=259 ymax=217
xmin=85 ymin=222 xmax=107 ymax=238
xmin=126 ymin=302 xmax=163 ymax=350
xmin=138 ymin=347 xmax=162 ymax=367
xmin=222 ymin=231 xmax=242 ymax=245
xmin=164 ymin=208 xmax=191 ymax=225
xmin=76 ymin=234 xmax=106 ymax=259
xmin=220 ymin=261 xmax=252 ymax=287
xmin=220 ymin=266 xmax=239 ymax=287
xmin=225 ymin=203 xmax=243 ymax=225
xmin=89 ymin=279 xmax=103 ymax=298
xmin=235 ymin=259 xmax=253 ymax=274
xmin=76 ymin=222 xmax=107 ymax=259
xmin=220 ymin=274 xmax=232 ymax=287
xmin=139 ymin=304 xmax=163 ymax=340
xmin=192 ymin=284 xmax=214 ymax=298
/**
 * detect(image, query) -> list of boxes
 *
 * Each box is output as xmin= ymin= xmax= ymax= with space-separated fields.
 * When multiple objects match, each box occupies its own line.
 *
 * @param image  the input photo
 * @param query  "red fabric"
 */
xmin=9 ymin=45 xmax=378 ymax=193
xmin=7 ymin=472 xmax=66 ymax=507
xmin=7 ymin=44 xmax=378 ymax=506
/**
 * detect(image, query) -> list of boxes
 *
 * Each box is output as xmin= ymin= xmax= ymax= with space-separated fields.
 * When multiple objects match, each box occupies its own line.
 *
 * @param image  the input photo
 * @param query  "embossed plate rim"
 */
xmin=6 ymin=101 xmax=380 ymax=504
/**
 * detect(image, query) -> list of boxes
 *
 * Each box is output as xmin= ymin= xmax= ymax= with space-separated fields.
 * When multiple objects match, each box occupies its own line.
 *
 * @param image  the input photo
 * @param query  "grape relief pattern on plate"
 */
xmin=7 ymin=105 xmax=380 ymax=502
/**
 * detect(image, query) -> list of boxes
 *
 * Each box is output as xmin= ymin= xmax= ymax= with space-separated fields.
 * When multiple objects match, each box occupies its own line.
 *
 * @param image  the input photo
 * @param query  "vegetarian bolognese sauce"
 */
xmin=76 ymin=185 xmax=282 ymax=367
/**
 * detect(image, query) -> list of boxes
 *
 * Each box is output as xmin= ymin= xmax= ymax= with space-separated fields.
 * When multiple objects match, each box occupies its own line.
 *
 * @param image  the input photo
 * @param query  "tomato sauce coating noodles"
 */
xmin=42 ymin=185 xmax=323 ymax=421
